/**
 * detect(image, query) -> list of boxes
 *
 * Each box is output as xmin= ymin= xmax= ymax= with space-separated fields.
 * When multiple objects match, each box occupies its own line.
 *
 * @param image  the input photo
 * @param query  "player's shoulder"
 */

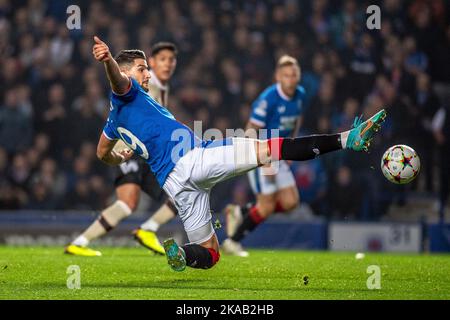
xmin=258 ymin=84 xmax=279 ymax=101
xmin=111 ymin=77 xmax=140 ymax=98
xmin=110 ymin=77 xmax=147 ymax=110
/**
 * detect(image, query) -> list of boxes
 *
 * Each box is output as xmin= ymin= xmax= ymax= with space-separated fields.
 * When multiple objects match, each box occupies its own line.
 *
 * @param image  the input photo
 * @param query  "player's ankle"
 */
xmin=182 ymin=244 xmax=220 ymax=269
xmin=340 ymin=131 xmax=350 ymax=149
xmin=72 ymin=235 xmax=89 ymax=247
xmin=140 ymin=219 xmax=159 ymax=232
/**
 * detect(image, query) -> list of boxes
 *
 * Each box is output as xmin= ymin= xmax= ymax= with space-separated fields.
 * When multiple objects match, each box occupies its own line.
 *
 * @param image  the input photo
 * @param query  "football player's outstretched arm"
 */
xmin=92 ymin=36 xmax=130 ymax=95
xmin=96 ymin=133 xmax=133 ymax=166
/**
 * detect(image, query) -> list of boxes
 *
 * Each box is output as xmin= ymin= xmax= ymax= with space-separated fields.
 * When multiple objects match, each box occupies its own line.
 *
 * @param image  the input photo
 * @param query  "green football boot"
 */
xmin=346 ymin=109 xmax=387 ymax=151
xmin=163 ymin=238 xmax=186 ymax=272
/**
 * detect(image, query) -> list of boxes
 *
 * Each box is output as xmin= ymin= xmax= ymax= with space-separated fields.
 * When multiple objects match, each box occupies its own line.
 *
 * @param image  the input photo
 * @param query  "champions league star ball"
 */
xmin=381 ymin=145 xmax=420 ymax=184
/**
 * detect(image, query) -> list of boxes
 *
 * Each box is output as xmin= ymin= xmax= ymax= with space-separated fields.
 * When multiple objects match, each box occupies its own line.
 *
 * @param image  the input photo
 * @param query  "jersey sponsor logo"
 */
xmin=277 ymin=105 xmax=286 ymax=113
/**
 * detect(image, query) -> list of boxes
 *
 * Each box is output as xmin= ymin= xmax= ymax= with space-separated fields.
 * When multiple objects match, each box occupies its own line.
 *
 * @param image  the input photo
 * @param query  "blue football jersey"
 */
xmin=250 ymin=83 xmax=305 ymax=138
xmin=103 ymin=78 xmax=201 ymax=186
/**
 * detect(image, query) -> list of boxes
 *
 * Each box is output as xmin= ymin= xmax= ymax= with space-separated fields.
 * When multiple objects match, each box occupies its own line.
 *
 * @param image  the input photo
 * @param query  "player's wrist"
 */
xmin=102 ymin=52 xmax=113 ymax=63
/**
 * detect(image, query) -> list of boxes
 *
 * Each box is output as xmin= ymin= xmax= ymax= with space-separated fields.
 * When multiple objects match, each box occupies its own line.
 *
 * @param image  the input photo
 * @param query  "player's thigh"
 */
xmin=115 ymin=183 xmax=141 ymax=211
xmin=114 ymin=163 xmax=143 ymax=210
xmin=275 ymin=161 xmax=299 ymax=211
xmin=275 ymin=186 xmax=300 ymax=211
xmin=248 ymin=166 xmax=278 ymax=196
xmin=191 ymin=138 xmax=259 ymax=188
xmin=178 ymin=191 xmax=215 ymax=245
xmin=163 ymin=172 xmax=214 ymax=244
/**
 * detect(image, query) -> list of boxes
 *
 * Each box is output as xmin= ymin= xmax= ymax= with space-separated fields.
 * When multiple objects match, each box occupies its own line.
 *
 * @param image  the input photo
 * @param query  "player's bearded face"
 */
xmin=277 ymin=65 xmax=301 ymax=97
xmin=129 ymin=59 xmax=151 ymax=92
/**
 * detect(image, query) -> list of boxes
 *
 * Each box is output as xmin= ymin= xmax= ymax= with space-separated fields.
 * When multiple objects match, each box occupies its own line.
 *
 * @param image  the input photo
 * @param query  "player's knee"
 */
xmin=281 ymin=197 xmax=299 ymax=212
xmin=116 ymin=184 xmax=140 ymax=212
xmin=120 ymin=197 xmax=138 ymax=212
xmin=258 ymin=201 xmax=276 ymax=217
xmin=276 ymin=188 xmax=300 ymax=212
xmin=117 ymin=190 xmax=139 ymax=211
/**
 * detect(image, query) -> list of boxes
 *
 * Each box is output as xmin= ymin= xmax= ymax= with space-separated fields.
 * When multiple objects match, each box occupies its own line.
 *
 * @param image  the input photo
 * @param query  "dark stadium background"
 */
xmin=0 ymin=0 xmax=449 ymax=252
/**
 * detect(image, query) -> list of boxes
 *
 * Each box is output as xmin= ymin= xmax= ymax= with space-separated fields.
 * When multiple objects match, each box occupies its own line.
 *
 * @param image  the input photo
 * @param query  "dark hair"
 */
xmin=150 ymin=42 xmax=178 ymax=57
xmin=114 ymin=50 xmax=146 ymax=67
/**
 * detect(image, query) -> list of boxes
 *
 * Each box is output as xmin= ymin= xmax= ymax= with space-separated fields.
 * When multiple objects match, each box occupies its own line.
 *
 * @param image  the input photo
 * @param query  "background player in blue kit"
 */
xmin=92 ymin=36 xmax=386 ymax=272
xmin=223 ymin=55 xmax=306 ymax=257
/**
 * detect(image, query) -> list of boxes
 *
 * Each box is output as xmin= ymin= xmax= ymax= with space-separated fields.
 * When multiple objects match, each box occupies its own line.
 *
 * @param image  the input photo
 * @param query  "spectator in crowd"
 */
xmin=413 ymin=72 xmax=440 ymax=192
xmin=0 ymin=88 xmax=33 ymax=153
xmin=292 ymin=157 xmax=329 ymax=216
xmin=432 ymin=105 xmax=450 ymax=223
xmin=328 ymin=166 xmax=362 ymax=219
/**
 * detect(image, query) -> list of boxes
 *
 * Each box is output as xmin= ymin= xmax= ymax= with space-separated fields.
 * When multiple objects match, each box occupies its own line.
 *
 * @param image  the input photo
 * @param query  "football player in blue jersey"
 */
xmin=65 ymin=42 xmax=179 ymax=257
xmin=91 ymin=36 xmax=386 ymax=272
xmin=222 ymin=55 xmax=308 ymax=257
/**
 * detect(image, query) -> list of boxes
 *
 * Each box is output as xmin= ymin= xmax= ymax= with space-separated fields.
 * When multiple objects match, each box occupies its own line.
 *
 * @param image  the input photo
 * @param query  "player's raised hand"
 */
xmin=93 ymin=36 xmax=112 ymax=62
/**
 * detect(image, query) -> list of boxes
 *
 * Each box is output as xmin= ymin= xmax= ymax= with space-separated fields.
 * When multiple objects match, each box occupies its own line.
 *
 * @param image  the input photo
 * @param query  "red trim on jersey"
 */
xmin=207 ymin=248 xmax=220 ymax=266
xmin=268 ymin=138 xmax=284 ymax=160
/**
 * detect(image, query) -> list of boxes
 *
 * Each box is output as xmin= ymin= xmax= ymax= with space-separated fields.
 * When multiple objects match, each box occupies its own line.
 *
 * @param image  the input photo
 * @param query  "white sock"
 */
xmin=140 ymin=219 xmax=160 ymax=232
xmin=72 ymin=235 xmax=89 ymax=247
xmin=340 ymin=131 xmax=350 ymax=149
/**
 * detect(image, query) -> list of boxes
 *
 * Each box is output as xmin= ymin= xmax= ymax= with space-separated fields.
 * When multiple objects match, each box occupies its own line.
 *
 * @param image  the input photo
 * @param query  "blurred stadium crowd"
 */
xmin=0 ymin=0 xmax=449 ymax=220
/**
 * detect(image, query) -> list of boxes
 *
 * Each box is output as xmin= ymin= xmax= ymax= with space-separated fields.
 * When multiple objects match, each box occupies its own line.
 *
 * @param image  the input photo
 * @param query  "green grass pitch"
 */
xmin=0 ymin=246 xmax=449 ymax=300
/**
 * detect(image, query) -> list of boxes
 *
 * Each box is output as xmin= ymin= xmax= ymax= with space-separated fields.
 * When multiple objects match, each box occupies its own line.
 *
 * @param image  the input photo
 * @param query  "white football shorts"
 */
xmin=162 ymin=137 xmax=259 ymax=244
xmin=247 ymin=160 xmax=296 ymax=195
